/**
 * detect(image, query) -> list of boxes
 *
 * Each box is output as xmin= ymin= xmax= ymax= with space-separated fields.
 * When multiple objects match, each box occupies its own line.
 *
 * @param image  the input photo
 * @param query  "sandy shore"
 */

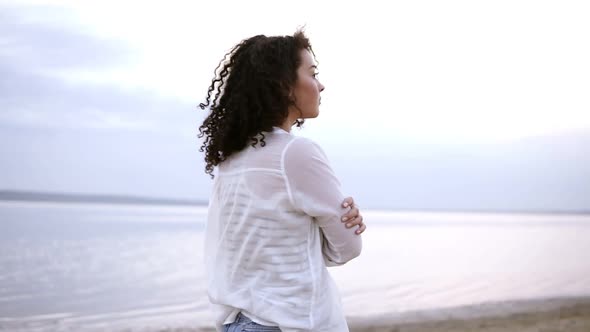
xmin=349 ymin=303 xmax=590 ymax=331
xmin=346 ymin=297 xmax=590 ymax=332
xmin=144 ymin=297 xmax=590 ymax=332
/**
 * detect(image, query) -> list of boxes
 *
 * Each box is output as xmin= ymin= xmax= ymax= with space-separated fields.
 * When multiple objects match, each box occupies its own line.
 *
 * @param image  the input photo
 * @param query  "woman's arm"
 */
xmin=283 ymin=137 xmax=362 ymax=266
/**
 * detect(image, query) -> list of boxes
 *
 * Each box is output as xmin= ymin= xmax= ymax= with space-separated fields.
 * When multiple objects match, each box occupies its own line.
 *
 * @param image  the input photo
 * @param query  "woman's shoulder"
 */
xmin=283 ymin=135 xmax=329 ymax=163
xmin=286 ymin=134 xmax=320 ymax=150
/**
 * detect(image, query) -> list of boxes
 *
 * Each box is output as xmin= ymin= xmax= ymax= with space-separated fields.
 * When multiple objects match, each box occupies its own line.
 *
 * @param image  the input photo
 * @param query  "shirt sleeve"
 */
xmin=282 ymin=137 xmax=362 ymax=266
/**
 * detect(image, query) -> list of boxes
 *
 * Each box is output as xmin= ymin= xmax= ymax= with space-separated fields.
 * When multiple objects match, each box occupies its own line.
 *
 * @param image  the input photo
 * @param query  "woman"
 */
xmin=198 ymin=29 xmax=366 ymax=332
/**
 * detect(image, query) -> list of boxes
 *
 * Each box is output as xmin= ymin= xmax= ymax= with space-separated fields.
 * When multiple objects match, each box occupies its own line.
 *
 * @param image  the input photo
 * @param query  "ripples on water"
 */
xmin=1 ymin=201 xmax=589 ymax=331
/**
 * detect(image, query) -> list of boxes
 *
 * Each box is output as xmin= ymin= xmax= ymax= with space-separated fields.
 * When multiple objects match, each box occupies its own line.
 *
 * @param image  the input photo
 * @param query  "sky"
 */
xmin=1 ymin=0 xmax=589 ymax=211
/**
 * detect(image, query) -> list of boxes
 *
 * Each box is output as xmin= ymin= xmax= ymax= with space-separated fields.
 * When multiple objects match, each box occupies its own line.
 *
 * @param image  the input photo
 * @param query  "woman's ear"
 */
xmin=282 ymin=81 xmax=296 ymax=104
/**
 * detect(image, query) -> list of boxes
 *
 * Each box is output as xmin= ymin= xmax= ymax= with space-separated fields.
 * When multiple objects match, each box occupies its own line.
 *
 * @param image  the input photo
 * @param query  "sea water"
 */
xmin=1 ymin=200 xmax=589 ymax=331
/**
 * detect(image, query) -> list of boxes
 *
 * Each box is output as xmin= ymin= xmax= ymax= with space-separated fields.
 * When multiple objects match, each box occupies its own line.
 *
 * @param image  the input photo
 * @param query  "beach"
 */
xmin=347 ymin=297 xmax=590 ymax=332
xmin=4 ymin=297 xmax=589 ymax=331
xmin=137 ymin=297 xmax=590 ymax=332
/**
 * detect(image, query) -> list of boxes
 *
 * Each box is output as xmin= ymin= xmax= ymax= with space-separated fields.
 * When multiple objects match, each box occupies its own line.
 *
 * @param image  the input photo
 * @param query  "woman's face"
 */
xmin=290 ymin=49 xmax=325 ymax=119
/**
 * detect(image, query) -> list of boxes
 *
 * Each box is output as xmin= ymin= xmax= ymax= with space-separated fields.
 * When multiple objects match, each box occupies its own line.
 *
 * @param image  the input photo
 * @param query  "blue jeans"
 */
xmin=222 ymin=312 xmax=281 ymax=331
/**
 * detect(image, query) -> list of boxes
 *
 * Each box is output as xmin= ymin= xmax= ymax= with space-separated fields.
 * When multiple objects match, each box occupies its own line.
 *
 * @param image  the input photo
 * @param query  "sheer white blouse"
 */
xmin=204 ymin=126 xmax=362 ymax=332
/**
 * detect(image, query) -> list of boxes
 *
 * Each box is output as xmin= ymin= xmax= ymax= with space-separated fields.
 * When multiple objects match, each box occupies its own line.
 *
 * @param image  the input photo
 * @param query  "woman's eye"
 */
xmin=312 ymin=72 xmax=319 ymax=78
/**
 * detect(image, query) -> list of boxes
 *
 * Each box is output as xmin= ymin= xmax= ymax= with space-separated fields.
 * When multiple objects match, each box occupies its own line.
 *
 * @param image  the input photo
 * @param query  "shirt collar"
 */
xmin=272 ymin=126 xmax=291 ymax=135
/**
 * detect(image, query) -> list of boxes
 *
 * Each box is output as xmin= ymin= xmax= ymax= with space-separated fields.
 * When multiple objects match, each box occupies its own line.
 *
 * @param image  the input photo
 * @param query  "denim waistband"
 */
xmin=235 ymin=312 xmax=252 ymax=323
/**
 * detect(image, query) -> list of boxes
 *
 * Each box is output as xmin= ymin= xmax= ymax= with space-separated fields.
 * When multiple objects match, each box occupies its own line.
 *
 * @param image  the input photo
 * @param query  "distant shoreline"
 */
xmin=0 ymin=190 xmax=207 ymax=207
xmin=0 ymin=190 xmax=588 ymax=215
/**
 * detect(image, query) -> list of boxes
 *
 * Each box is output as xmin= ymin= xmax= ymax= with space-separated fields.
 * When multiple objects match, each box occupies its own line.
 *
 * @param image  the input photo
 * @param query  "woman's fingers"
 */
xmin=341 ymin=206 xmax=359 ymax=222
xmin=344 ymin=215 xmax=365 ymax=234
xmin=355 ymin=222 xmax=366 ymax=235
xmin=341 ymin=196 xmax=364 ymax=234
xmin=342 ymin=196 xmax=355 ymax=208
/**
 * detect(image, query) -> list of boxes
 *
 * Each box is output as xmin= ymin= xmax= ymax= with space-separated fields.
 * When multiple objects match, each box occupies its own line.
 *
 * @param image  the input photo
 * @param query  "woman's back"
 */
xmin=205 ymin=127 xmax=356 ymax=331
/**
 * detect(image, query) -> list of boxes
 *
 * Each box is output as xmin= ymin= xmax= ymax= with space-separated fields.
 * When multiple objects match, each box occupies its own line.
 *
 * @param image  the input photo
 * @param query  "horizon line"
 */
xmin=1 ymin=189 xmax=588 ymax=215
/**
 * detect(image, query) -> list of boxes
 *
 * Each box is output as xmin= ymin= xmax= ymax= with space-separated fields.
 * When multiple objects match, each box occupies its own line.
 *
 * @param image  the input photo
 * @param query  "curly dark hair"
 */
xmin=197 ymin=29 xmax=316 ymax=178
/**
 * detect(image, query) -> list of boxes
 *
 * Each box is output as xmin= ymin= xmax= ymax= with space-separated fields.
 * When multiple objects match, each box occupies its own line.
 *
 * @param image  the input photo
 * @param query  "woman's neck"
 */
xmin=279 ymin=113 xmax=299 ymax=132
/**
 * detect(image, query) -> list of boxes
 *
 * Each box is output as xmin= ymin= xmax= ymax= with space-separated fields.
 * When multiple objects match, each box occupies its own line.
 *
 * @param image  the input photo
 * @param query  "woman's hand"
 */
xmin=341 ymin=197 xmax=366 ymax=235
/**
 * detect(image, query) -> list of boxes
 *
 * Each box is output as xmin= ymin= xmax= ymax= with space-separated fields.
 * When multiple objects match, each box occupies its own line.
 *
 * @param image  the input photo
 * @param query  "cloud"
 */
xmin=0 ymin=4 xmax=133 ymax=71
xmin=0 ymin=124 xmax=212 ymax=200
xmin=0 ymin=4 xmax=203 ymax=133
xmin=328 ymin=128 xmax=590 ymax=212
xmin=0 ymin=64 xmax=199 ymax=131
xmin=0 ymin=4 xmax=210 ymax=200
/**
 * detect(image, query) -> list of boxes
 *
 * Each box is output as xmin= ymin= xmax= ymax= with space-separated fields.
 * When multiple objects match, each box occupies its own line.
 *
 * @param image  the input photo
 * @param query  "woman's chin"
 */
xmin=302 ymin=111 xmax=320 ymax=119
xmin=311 ymin=108 xmax=320 ymax=118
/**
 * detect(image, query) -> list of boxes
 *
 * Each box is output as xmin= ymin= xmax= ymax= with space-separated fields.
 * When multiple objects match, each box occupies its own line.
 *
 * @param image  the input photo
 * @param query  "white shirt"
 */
xmin=204 ymin=127 xmax=362 ymax=332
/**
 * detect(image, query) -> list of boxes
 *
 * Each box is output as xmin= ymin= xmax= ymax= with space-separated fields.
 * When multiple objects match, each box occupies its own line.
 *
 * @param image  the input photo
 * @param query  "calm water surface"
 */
xmin=1 ymin=201 xmax=589 ymax=331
